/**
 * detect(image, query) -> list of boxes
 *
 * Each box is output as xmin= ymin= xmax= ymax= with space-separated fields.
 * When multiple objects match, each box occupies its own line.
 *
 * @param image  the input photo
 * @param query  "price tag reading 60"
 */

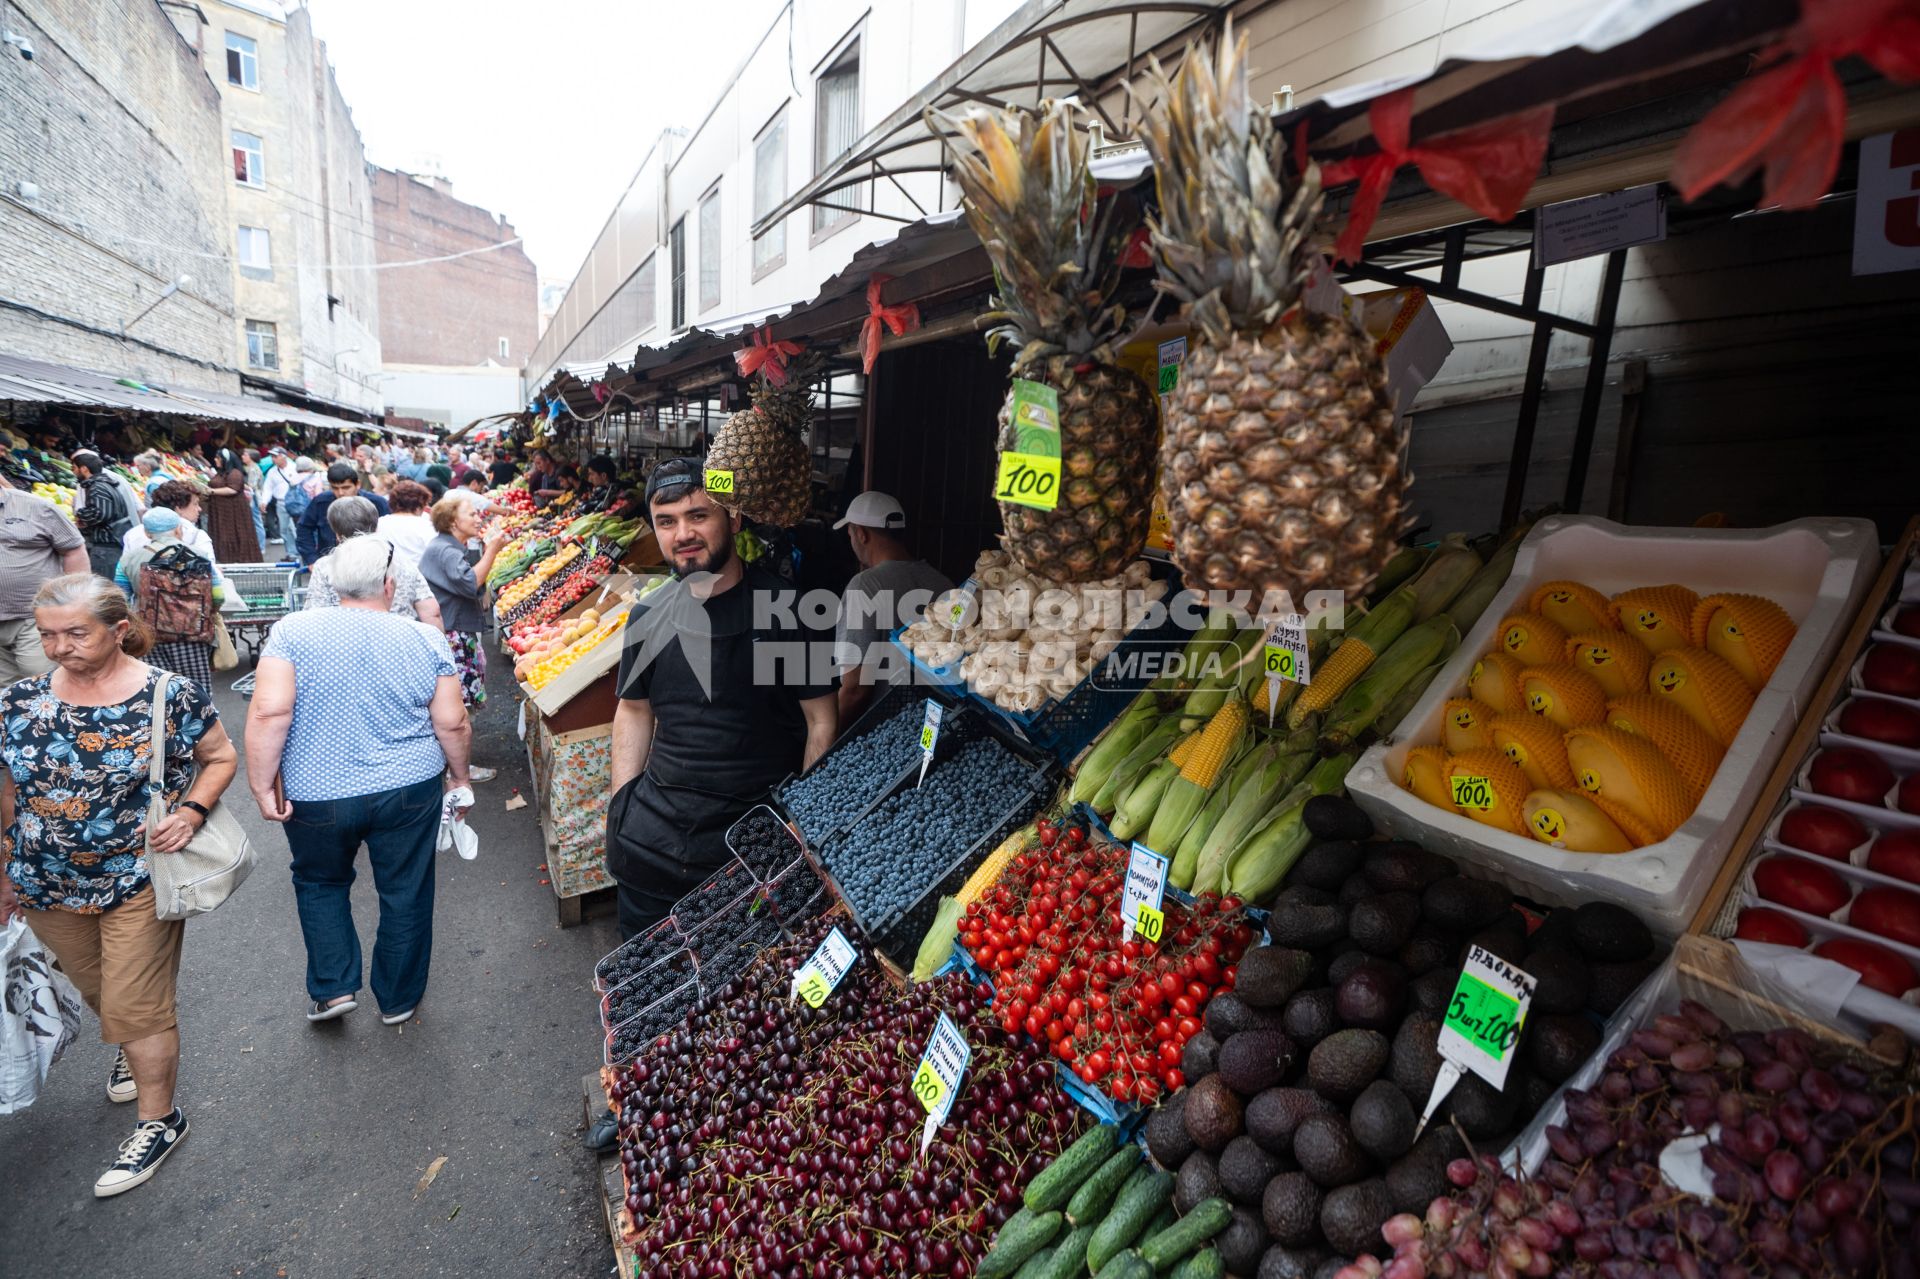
xmin=1265 ymin=646 xmax=1295 ymax=678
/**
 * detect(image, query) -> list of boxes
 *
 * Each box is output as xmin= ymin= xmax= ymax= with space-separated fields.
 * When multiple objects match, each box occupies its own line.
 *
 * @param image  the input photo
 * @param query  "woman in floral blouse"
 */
xmin=0 ymin=574 xmax=236 ymax=1198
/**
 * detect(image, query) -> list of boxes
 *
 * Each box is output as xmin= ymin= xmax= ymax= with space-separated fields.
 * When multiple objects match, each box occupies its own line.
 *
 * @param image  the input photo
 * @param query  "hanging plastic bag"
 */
xmin=211 ymin=618 xmax=239 ymax=672
xmin=437 ymin=786 xmax=478 ymax=861
xmin=1 ymin=916 xmax=86 ymax=1115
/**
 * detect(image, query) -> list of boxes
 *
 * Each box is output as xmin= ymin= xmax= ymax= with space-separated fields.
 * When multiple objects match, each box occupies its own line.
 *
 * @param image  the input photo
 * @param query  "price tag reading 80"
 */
xmin=913 ymin=1013 xmax=970 ymax=1156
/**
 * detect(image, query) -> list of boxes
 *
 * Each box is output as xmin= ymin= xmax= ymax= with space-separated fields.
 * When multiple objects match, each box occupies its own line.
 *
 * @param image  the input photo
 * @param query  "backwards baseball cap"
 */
xmin=832 ymin=491 xmax=906 ymax=531
xmin=645 ymin=457 xmax=704 ymax=506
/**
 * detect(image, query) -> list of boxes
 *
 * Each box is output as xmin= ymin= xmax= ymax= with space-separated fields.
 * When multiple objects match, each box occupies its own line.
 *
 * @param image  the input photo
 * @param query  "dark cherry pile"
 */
xmin=1344 ymin=999 xmax=1915 ymax=1279
xmin=604 ymin=946 xmax=698 ymax=1028
xmin=607 ymin=920 xmax=1088 ymax=1278
xmin=729 ymin=806 xmax=804 ymax=880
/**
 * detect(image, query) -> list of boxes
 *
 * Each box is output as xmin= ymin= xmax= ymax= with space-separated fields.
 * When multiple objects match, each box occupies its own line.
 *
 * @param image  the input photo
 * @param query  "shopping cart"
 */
xmin=221 ymin=561 xmax=300 ymax=661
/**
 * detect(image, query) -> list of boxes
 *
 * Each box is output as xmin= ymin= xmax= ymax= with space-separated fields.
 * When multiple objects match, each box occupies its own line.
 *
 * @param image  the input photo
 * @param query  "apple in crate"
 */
xmin=1897 ymin=605 xmax=1920 ymax=640
xmin=1777 ymin=805 xmax=1868 ymax=860
xmin=1863 ymin=643 xmax=1920 ymax=700
xmin=1849 ymin=884 xmax=1920 ymax=948
xmin=1868 ymin=830 xmax=1920 ymax=883
xmin=1734 ymin=907 xmax=1810 ymax=947
xmin=1753 ymin=855 xmax=1851 ymax=916
xmin=1814 ymin=937 xmax=1918 ymax=996
xmin=1901 ymin=773 xmax=1920 ymax=815
xmin=1839 ymin=698 xmax=1920 ymax=748
xmin=1807 ymin=747 xmax=1895 ymax=806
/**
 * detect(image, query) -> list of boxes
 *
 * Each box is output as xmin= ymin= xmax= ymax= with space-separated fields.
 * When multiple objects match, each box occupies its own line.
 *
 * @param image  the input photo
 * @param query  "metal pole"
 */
xmin=1560 ymin=249 xmax=1628 ymax=513
xmin=1499 ymin=259 xmax=1552 ymax=531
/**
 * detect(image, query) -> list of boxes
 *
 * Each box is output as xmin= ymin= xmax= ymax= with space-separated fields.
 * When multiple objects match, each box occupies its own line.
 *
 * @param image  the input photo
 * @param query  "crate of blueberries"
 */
xmin=773 ymin=682 xmax=955 ymax=850
xmin=818 ymin=710 xmax=1054 ymax=968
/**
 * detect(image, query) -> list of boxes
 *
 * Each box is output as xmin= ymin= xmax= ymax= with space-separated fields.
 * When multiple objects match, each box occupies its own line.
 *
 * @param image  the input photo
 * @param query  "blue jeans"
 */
xmin=251 ymin=499 xmax=268 ymax=554
xmin=276 ymin=502 xmax=297 ymax=555
xmin=284 ymin=775 xmax=442 ymax=1014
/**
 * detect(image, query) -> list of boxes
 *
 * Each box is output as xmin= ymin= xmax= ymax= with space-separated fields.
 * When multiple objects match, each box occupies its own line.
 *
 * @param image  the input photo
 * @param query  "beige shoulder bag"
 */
xmin=143 ymin=673 xmax=255 ymax=921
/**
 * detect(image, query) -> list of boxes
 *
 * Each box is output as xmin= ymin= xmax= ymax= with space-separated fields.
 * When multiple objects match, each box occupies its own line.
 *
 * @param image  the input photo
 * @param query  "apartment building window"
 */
xmin=225 ymin=32 xmax=258 ymax=90
xmin=698 ymin=185 xmax=722 ymax=313
xmin=245 ymin=320 xmax=278 ymax=370
xmin=813 ymin=37 xmax=861 ymax=235
xmin=669 ymin=217 xmax=686 ymax=330
xmin=753 ymin=108 xmax=788 ymax=276
xmin=232 ymin=130 xmax=263 ymax=186
xmin=236 ymin=225 xmax=271 ymax=279
xmin=498 ymin=337 xmax=510 ymax=361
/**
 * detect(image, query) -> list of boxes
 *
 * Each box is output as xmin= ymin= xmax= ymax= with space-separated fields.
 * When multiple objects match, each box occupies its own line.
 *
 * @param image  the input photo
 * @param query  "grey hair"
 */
xmin=327 ymin=495 xmax=379 ymax=539
xmin=329 ymin=534 xmax=394 ymax=601
xmin=32 ymin=572 xmax=154 ymax=656
xmin=133 ymin=451 xmax=163 ymax=472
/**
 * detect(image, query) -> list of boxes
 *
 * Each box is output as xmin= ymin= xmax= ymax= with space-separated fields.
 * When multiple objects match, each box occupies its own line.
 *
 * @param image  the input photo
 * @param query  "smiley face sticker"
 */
xmin=1579 ymin=643 xmax=1612 ymax=668
xmin=1504 ymin=626 xmax=1528 ymax=652
xmin=1531 ymin=807 xmax=1566 ymax=842
xmin=1578 ymin=767 xmax=1604 ymax=794
xmin=1655 ymin=666 xmax=1685 ymax=694
xmin=1526 ymin=689 xmax=1554 ymax=716
xmin=1635 ymin=610 xmax=1662 ymax=633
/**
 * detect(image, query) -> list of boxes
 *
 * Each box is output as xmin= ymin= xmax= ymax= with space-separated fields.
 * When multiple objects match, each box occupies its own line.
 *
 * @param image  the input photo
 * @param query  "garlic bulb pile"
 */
xmin=898 ymin=549 xmax=1169 ymax=714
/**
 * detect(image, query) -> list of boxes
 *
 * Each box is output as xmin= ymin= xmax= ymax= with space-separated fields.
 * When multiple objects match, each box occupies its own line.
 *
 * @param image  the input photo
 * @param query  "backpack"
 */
xmin=285 ymin=474 xmax=321 ymax=522
xmin=135 ymin=544 xmax=216 ymax=644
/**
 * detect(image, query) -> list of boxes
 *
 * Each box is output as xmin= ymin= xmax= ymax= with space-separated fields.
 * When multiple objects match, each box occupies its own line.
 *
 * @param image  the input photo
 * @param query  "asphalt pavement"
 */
xmin=0 ymin=639 xmax=623 ymax=1278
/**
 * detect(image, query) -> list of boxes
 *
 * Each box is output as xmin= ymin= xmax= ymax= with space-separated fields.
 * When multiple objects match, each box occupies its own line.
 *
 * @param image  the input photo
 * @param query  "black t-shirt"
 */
xmin=487 ymin=460 xmax=518 ymax=487
xmin=615 ymin=564 xmax=837 ymax=799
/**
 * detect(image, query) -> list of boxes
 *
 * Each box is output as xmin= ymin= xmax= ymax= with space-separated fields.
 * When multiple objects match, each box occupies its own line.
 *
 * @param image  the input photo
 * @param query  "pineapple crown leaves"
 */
xmin=745 ymin=349 xmax=828 ymax=437
xmin=928 ymin=98 xmax=1142 ymax=371
xmin=1134 ymin=25 xmax=1327 ymax=347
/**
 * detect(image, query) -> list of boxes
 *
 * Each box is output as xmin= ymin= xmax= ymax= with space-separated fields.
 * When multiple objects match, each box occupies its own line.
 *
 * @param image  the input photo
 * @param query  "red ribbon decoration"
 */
xmin=1317 ymin=88 xmax=1555 ymax=264
xmin=734 ymin=326 xmax=804 ymax=387
xmin=858 ymin=274 xmax=920 ymax=375
xmin=1671 ymin=0 xmax=1920 ymax=211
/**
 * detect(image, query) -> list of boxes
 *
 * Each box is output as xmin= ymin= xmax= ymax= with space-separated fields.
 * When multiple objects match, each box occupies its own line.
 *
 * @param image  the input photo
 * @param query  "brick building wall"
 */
xmin=0 ymin=0 xmax=240 ymax=391
xmin=369 ymin=167 xmax=537 ymax=367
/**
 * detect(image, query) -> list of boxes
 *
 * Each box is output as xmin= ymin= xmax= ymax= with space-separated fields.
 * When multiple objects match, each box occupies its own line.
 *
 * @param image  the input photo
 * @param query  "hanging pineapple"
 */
xmin=1138 ymin=25 xmax=1409 ymax=603
xmin=704 ymin=343 xmax=823 ymax=528
xmin=930 ymin=100 xmax=1158 ymax=583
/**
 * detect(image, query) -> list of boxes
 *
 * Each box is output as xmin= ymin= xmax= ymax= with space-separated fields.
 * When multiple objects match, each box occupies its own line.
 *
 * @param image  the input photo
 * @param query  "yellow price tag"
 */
xmin=1135 ymin=902 xmax=1164 ymax=944
xmin=796 ymin=972 xmax=831 ymax=1008
xmin=920 ymin=725 xmax=935 ymax=751
xmin=911 ymin=1061 xmax=947 ymax=1113
xmin=704 ymin=468 xmax=736 ymax=496
xmin=1264 ymin=645 xmax=1294 ymax=678
xmin=993 ymin=451 xmax=1061 ymax=511
xmin=1450 ymin=775 xmax=1495 ymax=812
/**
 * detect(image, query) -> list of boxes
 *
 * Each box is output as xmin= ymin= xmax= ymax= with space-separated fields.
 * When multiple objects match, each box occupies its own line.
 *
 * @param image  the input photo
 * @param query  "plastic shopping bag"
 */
xmin=437 ymin=787 xmax=478 ymax=861
xmin=1 ymin=916 xmax=85 ymax=1115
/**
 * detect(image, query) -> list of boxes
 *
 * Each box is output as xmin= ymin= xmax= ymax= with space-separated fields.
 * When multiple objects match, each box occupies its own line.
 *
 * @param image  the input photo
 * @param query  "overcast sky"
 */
xmin=306 ymin=0 xmax=785 ymax=290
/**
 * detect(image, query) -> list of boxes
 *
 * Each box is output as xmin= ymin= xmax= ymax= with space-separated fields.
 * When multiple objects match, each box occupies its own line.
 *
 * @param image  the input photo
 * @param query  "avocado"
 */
xmin=1421 ymin=876 xmax=1513 ymax=932
xmin=1518 ymin=1069 xmax=1558 ymax=1117
xmin=1275 ymin=883 xmax=1339 ymax=909
xmin=1339 ymin=874 xmax=1379 ymax=907
xmin=1571 ymin=902 xmax=1653 ymax=962
xmin=1385 ymin=1141 xmax=1451 ymax=1215
xmin=1334 ymin=961 xmax=1407 ymax=1032
xmin=1398 ymin=926 xmax=1457 ymax=977
xmin=1524 ymin=946 xmax=1591 ymax=1014
xmin=1410 ymin=968 xmax=1457 ymax=1017
xmin=1260 ymin=1170 xmax=1325 ymax=1246
xmin=1313 ymin=1257 xmax=1352 ymax=1279
xmin=1174 ymin=1149 xmax=1223 ymax=1214
xmin=1237 ymin=946 xmax=1316 ymax=1009
xmin=1207 ymin=992 xmax=1286 ymax=1039
xmin=1363 ymin=842 xmax=1456 ymax=894
xmin=1220 ymin=1135 xmax=1286 ymax=1205
xmin=1307 ymin=1028 xmax=1389 ymax=1102
xmin=1482 ymin=907 xmax=1530 ymax=946
xmin=1184 ymin=1073 xmax=1248 ymax=1153
xmin=1292 ymin=840 xmax=1365 ymax=892
xmin=1587 ymin=954 xmax=1662 ymax=1016
xmin=1219 ymin=1203 xmax=1272 ymax=1275
xmin=1527 ymin=1012 xmax=1603 ymax=1084
xmin=1281 ymin=987 xmax=1339 ymax=1050
xmin=1326 ymin=949 xmax=1373 ymax=986
xmin=1147 ymin=1088 xmax=1198 ymax=1169
xmin=1320 ymin=1178 xmax=1394 ymax=1256
xmin=1219 ymin=1028 xmax=1298 ymax=1097
xmin=1444 ymin=1069 xmax=1518 ymax=1139
xmin=1293 ymin=1113 xmax=1371 ymax=1187
xmin=1259 ymin=1244 xmax=1333 ymax=1279
xmin=1462 ymin=927 xmax=1527 ymax=967
xmin=1183 ymin=1028 xmax=1223 ymax=1081
xmin=1349 ymin=892 xmax=1421 ymax=956
xmin=1304 ymin=795 xmax=1373 ymax=842
xmin=1388 ymin=1012 xmax=1445 ymax=1102
xmin=1246 ymin=1086 xmax=1337 ymax=1157
xmin=1268 ymin=904 xmax=1349 ymax=951
xmin=1349 ymin=1080 xmax=1417 ymax=1162
xmin=1526 ymin=906 xmax=1579 ymax=956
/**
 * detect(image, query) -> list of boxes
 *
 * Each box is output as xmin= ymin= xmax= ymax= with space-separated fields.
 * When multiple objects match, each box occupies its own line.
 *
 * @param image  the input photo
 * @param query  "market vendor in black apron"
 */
xmin=605 ymin=457 xmax=838 ymax=940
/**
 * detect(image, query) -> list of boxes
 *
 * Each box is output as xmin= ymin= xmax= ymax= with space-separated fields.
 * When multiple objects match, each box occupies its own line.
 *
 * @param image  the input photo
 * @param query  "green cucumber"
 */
xmin=1034 ymin=1224 xmax=1097 ymax=1279
xmin=1102 ymin=1252 xmax=1156 ymax=1279
xmin=979 ymin=1209 xmax=1064 ymax=1279
xmin=1025 ymin=1124 xmax=1120 ymax=1211
xmin=1169 ymin=1248 xmax=1224 ymax=1279
xmin=1013 ymin=1244 xmax=1059 ymax=1279
xmin=1139 ymin=1196 xmax=1233 ymax=1272
xmin=1145 ymin=1201 xmax=1176 ymax=1240
xmin=1088 ymin=1168 xmax=1174 ymax=1272
xmin=1067 ymin=1145 xmax=1143 ymax=1226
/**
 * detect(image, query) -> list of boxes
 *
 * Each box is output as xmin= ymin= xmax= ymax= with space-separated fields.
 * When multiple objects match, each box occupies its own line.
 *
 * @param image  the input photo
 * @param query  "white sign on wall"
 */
xmin=1852 ymin=129 xmax=1920 ymax=277
xmin=1534 ymin=185 xmax=1665 ymax=267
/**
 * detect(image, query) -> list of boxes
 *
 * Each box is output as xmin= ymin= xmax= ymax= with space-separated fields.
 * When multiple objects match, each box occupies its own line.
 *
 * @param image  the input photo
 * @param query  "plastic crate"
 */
xmin=770 ymin=682 xmax=942 ymax=850
xmin=759 ymin=857 xmax=830 ymax=938
xmin=599 ymin=945 xmax=700 ymax=1033
xmin=593 ymin=916 xmax=686 ymax=994
xmin=602 ymin=977 xmax=703 ymax=1067
xmin=725 ymin=804 xmax=806 ymax=882
xmin=697 ymin=911 xmax=788 ymax=993
xmin=671 ymin=858 xmax=759 ymax=935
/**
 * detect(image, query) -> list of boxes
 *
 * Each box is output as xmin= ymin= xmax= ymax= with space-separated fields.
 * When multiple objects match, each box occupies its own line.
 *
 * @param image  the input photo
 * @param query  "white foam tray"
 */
xmin=1348 ymin=515 xmax=1882 ymax=938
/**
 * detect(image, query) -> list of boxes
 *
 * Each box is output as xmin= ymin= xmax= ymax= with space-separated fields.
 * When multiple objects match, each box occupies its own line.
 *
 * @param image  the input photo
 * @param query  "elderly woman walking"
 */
xmin=0 ymin=574 xmax=236 ymax=1196
xmin=245 ymin=537 xmax=474 ymax=1026
xmin=418 ymin=496 xmax=505 ymax=782
xmin=302 ymin=497 xmax=441 ymax=627
xmin=115 ymin=508 xmax=224 ymax=695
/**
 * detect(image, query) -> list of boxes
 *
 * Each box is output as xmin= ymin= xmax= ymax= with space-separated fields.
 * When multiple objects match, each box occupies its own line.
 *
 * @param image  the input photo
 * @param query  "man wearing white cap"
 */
xmin=832 ymin=491 xmax=951 ymax=726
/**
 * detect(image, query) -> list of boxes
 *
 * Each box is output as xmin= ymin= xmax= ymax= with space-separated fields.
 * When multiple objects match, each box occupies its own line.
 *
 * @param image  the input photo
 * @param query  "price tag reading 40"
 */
xmin=790 ymin=927 xmax=858 ymax=1008
xmin=1120 ymin=842 xmax=1170 ymax=942
xmin=917 ymin=701 xmax=943 ymax=787
xmin=1414 ymin=947 xmax=1536 ymax=1141
xmin=912 ymin=1012 xmax=971 ymax=1156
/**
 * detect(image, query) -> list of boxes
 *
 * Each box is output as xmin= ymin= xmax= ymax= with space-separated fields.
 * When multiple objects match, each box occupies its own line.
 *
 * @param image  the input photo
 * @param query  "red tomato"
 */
xmin=1161 ymin=1067 xmax=1185 ymax=1092
xmin=1087 ymin=1049 xmax=1111 ymax=1078
xmin=1158 ymin=1041 xmax=1181 ymax=1067
xmin=1172 ymin=995 xmax=1197 ymax=1018
xmin=1176 ymin=1016 xmax=1200 ymax=1038
xmin=1152 ymin=1018 xmax=1175 ymax=1042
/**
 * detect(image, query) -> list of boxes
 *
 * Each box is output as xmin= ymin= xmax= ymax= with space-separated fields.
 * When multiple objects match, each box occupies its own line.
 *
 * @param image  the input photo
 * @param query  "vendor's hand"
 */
xmin=253 ymin=787 xmax=293 ymax=823
xmin=0 ymin=874 xmax=19 ymax=924
xmin=142 ymin=809 xmax=201 ymax=854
